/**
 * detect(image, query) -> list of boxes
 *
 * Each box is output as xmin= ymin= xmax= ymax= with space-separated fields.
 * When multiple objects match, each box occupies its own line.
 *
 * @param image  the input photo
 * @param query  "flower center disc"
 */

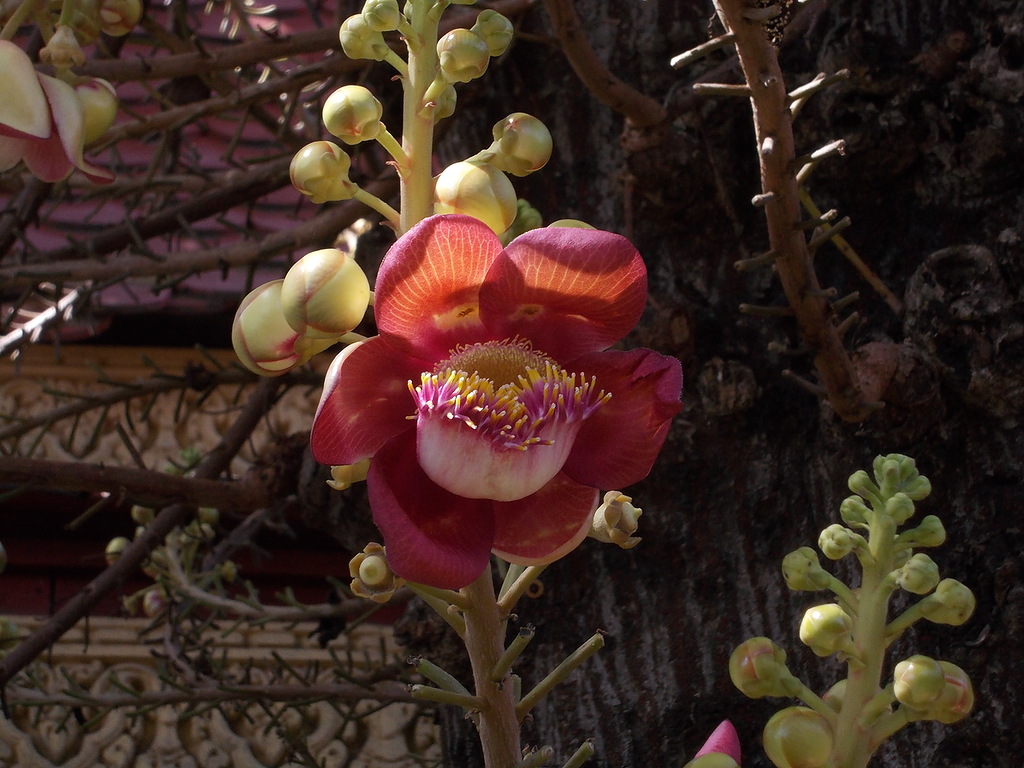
xmin=439 ymin=338 xmax=552 ymax=385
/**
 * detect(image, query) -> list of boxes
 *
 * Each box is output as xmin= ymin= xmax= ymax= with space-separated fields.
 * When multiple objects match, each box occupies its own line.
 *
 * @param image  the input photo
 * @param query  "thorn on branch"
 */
xmin=670 ymin=32 xmax=737 ymax=68
xmin=835 ymin=312 xmax=861 ymax=337
xmin=794 ymin=209 xmax=838 ymax=230
xmin=806 ymin=216 xmax=852 ymax=249
xmin=751 ymin=191 xmax=776 ymax=206
xmin=734 ymin=249 xmax=778 ymax=271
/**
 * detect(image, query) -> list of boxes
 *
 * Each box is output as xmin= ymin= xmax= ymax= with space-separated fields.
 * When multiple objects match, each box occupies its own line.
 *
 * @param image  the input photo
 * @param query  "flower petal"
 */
xmin=561 ymin=349 xmax=682 ymax=489
xmin=694 ymin=720 xmax=742 ymax=763
xmin=375 ymin=214 xmax=502 ymax=358
xmin=310 ymin=337 xmax=425 ymax=465
xmin=369 ymin=430 xmax=494 ymax=589
xmin=0 ymin=41 xmax=49 ymax=139
xmin=480 ymin=225 xmax=647 ymax=360
xmin=36 ymin=74 xmax=114 ymax=184
xmin=491 ymin=472 xmax=597 ymax=564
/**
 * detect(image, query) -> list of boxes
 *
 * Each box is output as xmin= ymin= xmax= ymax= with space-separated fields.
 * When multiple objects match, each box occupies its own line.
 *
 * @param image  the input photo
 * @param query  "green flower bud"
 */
xmin=589 ymin=491 xmax=642 ymax=549
xmin=105 ymin=536 xmax=130 ymax=565
xmin=434 ymin=161 xmax=517 ymax=235
xmin=885 ymin=492 xmax=916 ymax=524
xmin=683 ymin=755 xmax=740 ymax=768
xmin=471 ymin=9 xmax=514 ymax=56
xmin=547 ymin=219 xmax=596 ymax=229
xmin=799 ymin=603 xmax=854 ymax=657
xmin=763 ymin=707 xmax=833 ymax=768
xmin=782 ymin=547 xmax=831 ymax=592
xmin=130 ymin=505 xmax=154 ymax=525
xmin=847 ymin=469 xmax=881 ymax=504
xmin=219 ymin=560 xmax=238 ymax=582
xmin=430 ymin=83 xmax=457 ymax=122
xmin=874 ymin=454 xmax=931 ymax=500
xmin=74 ymin=78 xmax=118 ymax=146
xmin=349 ymin=542 xmax=404 ymax=603
xmin=921 ymin=579 xmax=976 ymax=626
xmin=921 ymin=661 xmax=974 ymax=724
xmin=323 ymin=85 xmax=383 ymax=145
xmin=339 ymin=14 xmax=390 ymax=61
xmin=893 ymin=654 xmax=946 ymax=709
xmin=361 ymin=0 xmax=401 ymax=31
xmin=822 ymin=680 xmax=846 ymax=713
xmin=839 ymin=495 xmax=870 ymax=527
xmin=899 ymin=515 xmax=946 ymax=548
xmin=896 ymin=553 xmax=940 ymax=595
xmin=437 ymin=29 xmax=490 ymax=83
xmin=500 ymin=198 xmax=543 ymax=245
xmin=818 ymin=524 xmax=862 ymax=560
xmin=232 ymin=280 xmax=326 ymax=376
xmin=487 ymin=112 xmax=552 ymax=177
xmin=98 ymin=0 xmax=141 ymax=36
xmin=281 ymin=248 xmax=371 ymax=339
xmin=290 ymin=141 xmax=358 ymax=204
xmin=729 ymin=637 xmax=792 ymax=698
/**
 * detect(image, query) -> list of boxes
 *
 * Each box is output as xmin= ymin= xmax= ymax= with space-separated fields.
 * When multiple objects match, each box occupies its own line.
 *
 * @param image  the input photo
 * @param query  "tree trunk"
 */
xmin=406 ymin=0 xmax=1024 ymax=765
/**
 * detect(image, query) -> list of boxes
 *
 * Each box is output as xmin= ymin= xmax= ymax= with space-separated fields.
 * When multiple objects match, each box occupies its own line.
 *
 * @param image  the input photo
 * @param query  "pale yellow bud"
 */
xmin=589 ymin=491 xmax=642 ymax=549
xmin=280 ymin=248 xmax=370 ymax=339
xmin=437 ymin=29 xmax=490 ymax=83
xmin=232 ymin=280 xmax=305 ymax=376
xmin=349 ymin=542 xmax=404 ymax=603
xmin=40 ymin=26 xmax=85 ymax=69
xmin=98 ymin=0 xmax=142 ymax=36
xmin=799 ymin=603 xmax=855 ymax=658
xmin=487 ymin=112 xmax=552 ymax=176
xmin=105 ymin=536 xmax=130 ymax=565
xmin=290 ymin=141 xmax=358 ymax=204
xmin=894 ymin=654 xmax=946 ymax=709
xmin=323 ymin=85 xmax=383 ymax=145
xmin=434 ymin=161 xmax=517 ymax=235
xmin=361 ymin=0 xmax=401 ymax=31
xmin=339 ymin=14 xmax=390 ymax=61
xmin=762 ymin=707 xmax=834 ymax=768
xmin=729 ymin=637 xmax=793 ymax=698
xmin=471 ymin=10 xmax=513 ymax=56
xmin=547 ymin=219 xmax=596 ymax=229
xmin=75 ymin=78 xmax=118 ymax=145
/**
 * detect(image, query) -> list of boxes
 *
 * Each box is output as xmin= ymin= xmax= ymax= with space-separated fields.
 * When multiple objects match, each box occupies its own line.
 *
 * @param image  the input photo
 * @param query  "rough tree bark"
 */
xmin=397 ymin=0 xmax=1024 ymax=766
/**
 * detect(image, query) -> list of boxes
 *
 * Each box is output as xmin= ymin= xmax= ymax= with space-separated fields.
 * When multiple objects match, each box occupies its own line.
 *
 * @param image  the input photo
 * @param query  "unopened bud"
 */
xmin=895 ymin=553 xmax=940 ymax=595
xmin=683 ymin=755 xmax=740 ymax=768
xmin=729 ymin=637 xmax=793 ymax=699
xmin=130 ymin=505 xmax=154 ymax=525
xmin=142 ymin=588 xmax=167 ymax=617
xmin=818 ymin=524 xmax=862 ymax=560
xmin=799 ymin=603 xmax=854 ymax=658
xmin=430 ymin=83 xmax=457 ymax=122
xmin=547 ymin=219 xmax=596 ymax=229
xmin=219 ymin=560 xmax=238 ymax=582
xmin=232 ymin=280 xmax=327 ymax=376
xmin=98 ymin=0 xmax=142 ymax=36
xmin=437 ymin=29 xmax=490 ymax=83
xmin=0 ymin=618 xmax=20 ymax=651
xmin=105 ymin=536 xmax=130 ymax=565
xmin=323 ymin=85 xmax=383 ymax=145
xmin=339 ymin=14 xmax=390 ymax=61
xmin=893 ymin=654 xmax=946 ymax=709
xmin=361 ymin=0 xmax=401 ymax=31
xmin=822 ymin=680 xmax=846 ymax=712
xmin=762 ymin=707 xmax=834 ymax=768
xmin=874 ymin=453 xmax=932 ymax=500
xmin=487 ymin=112 xmax=552 ymax=177
xmin=75 ymin=78 xmax=118 ymax=145
xmin=921 ymin=579 xmax=975 ymax=626
xmin=847 ymin=470 xmax=881 ymax=506
xmin=328 ymin=458 xmax=372 ymax=491
xmin=589 ymin=491 xmax=642 ymax=549
xmin=40 ymin=25 xmax=85 ymax=69
xmin=885 ymin=492 xmax=916 ymax=524
xmin=899 ymin=515 xmax=946 ymax=548
xmin=290 ymin=141 xmax=358 ymax=204
xmin=280 ymin=248 xmax=370 ymax=339
xmin=434 ymin=161 xmax=517 ymax=235
xmin=782 ymin=547 xmax=830 ymax=592
xmin=471 ymin=9 xmax=513 ymax=56
xmin=839 ymin=494 xmax=870 ymax=527
xmin=349 ymin=542 xmax=404 ymax=603
xmin=921 ymin=661 xmax=974 ymax=724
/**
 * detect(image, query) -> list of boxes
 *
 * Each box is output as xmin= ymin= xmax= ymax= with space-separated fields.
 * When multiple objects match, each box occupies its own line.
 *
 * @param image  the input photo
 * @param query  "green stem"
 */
xmin=353 ymin=188 xmax=401 ymax=228
xmin=0 ymin=0 xmax=41 ymax=40
xmin=496 ymin=564 xmax=547 ymax=617
xmin=515 ymin=632 xmax=605 ymax=722
xmin=462 ymin=568 xmax=522 ymax=768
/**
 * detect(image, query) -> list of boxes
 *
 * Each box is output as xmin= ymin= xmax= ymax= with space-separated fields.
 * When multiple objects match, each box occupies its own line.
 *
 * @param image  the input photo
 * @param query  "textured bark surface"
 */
xmin=400 ymin=0 xmax=1024 ymax=766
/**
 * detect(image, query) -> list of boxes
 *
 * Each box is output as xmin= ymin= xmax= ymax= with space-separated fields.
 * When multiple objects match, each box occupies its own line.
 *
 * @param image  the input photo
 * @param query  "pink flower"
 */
xmin=311 ymin=214 xmax=682 ymax=589
xmin=0 ymin=41 xmax=112 ymax=184
xmin=694 ymin=720 xmax=742 ymax=763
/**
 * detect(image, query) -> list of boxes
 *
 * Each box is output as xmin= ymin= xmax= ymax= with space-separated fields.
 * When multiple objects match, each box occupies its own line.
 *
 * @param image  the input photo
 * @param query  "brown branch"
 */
xmin=712 ymin=0 xmax=876 ymax=422
xmin=0 ymin=456 xmax=274 ymax=511
xmin=0 ymin=377 xmax=283 ymax=686
xmin=541 ymin=0 xmax=666 ymax=128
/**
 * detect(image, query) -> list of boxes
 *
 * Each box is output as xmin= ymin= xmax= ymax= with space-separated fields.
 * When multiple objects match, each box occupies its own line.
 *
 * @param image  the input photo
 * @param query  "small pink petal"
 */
xmin=491 ymin=473 xmax=597 ymax=564
xmin=480 ymin=225 xmax=648 ymax=361
xmin=561 ymin=349 xmax=682 ymax=489
xmin=375 ymin=214 xmax=501 ymax=358
xmin=694 ymin=720 xmax=741 ymax=762
xmin=311 ymin=337 xmax=426 ymax=465
xmin=368 ymin=431 xmax=495 ymax=589
xmin=37 ymin=74 xmax=113 ymax=184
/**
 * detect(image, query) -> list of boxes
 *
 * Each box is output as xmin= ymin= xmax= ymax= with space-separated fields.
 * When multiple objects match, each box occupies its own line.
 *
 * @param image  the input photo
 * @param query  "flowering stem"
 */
xmin=353 ymin=187 xmax=401 ymax=228
xmin=496 ymin=564 xmax=547 ymax=617
xmin=515 ymin=632 xmax=605 ymax=722
xmin=462 ymin=568 xmax=522 ymax=768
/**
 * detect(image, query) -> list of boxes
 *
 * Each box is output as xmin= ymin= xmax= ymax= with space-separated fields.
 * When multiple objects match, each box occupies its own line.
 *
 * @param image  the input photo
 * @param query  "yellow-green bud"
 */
xmin=434 ymin=161 xmax=517 ymax=235
xmin=105 ymin=536 xmax=130 ymax=565
xmin=893 ymin=654 xmax=946 ymax=709
xmin=290 ymin=141 xmax=358 ymax=204
xmin=873 ymin=454 xmax=932 ymax=500
xmin=822 ymin=680 xmax=846 ymax=713
xmin=328 ymin=458 xmax=372 ymax=491
xmin=487 ymin=112 xmax=552 ymax=177
xmin=431 ymin=83 xmax=457 ymax=122
xmin=839 ymin=495 xmax=870 ymax=527
xmin=589 ymin=491 xmax=642 ymax=549
xmin=196 ymin=507 xmax=219 ymax=525
xmin=920 ymin=661 xmax=974 ymax=724
xmin=847 ymin=470 xmax=881 ymax=506
xmin=471 ymin=9 xmax=513 ymax=56
xmin=729 ymin=637 xmax=793 ymax=698
xmin=74 ymin=78 xmax=118 ymax=145
xmin=437 ymin=29 xmax=490 ymax=83
xmin=547 ymin=219 xmax=596 ymax=229
xmin=683 ymin=755 xmax=740 ymax=768
xmin=281 ymin=248 xmax=370 ymax=339
xmin=884 ymin=491 xmax=916 ymax=524
xmin=219 ymin=560 xmax=238 ymax=582
xmin=818 ymin=524 xmax=862 ymax=560
xmin=799 ymin=603 xmax=854 ymax=657
xmin=349 ymin=542 xmax=404 ymax=603
xmin=233 ymin=280 xmax=324 ymax=376
xmin=142 ymin=588 xmax=167 ymax=618
xmin=500 ymin=198 xmax=543 ymax=245
xmin=323 ymin=85 xmax=383 ymax=145
xmin=895 ymin=553 xmax=940 ymax=595
xmin=762 ymin=707 xmax=834 ymax=768
xmin=899 ymin=514 xmax=946 ymax=548
xmin=921 ymin=579 xmax=975 ymax=626
xmin=40 ymin=25 xmax=85 ymax=69
xmin=361 ymin=0 xmax=401 ymax=31
xmin=782 ymin=547 xmax=831 ymax=591
xmin=130 ymin=505 xmax=154 ymax=525
xmin=98 ymin=0 xmax=141 ymax=36
xmin=339 ymin=14 xmax=390 ymax=61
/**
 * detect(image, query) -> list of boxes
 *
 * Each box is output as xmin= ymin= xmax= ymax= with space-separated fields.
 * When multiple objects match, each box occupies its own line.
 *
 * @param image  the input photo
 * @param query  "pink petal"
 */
xmin=561 ymin=349 xmax=682 ymax=489
xmin=491 ymin=472 xmax=598 ymax=564
xmin=368 ymin=431 xmax=495 ymax=589
xmin=375 ymin=214 xmax=502 ymax=358
xmin=310 ymin=337 xmax=425 ymax=465
xmin=694 ymin=720 xmax=741 ymax=762
xmin=37 ymin=74 xmax=113 ymax=184
xmin=20 ymin=117 xmax=74 ymax=183
xmin=479 ymin=226 xmax=648 ymax=361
